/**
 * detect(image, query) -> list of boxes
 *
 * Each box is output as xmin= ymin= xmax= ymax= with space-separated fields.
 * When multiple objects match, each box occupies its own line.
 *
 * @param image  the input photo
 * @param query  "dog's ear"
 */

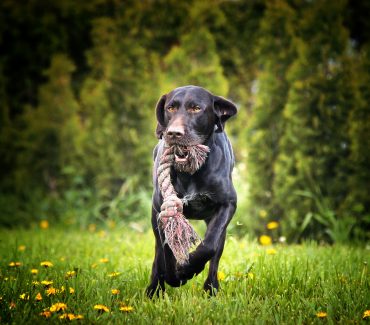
xmin=155 ymin=94 xmax=167 ymax=139
xmin=213 ymin=96 xmax=237 ymax=133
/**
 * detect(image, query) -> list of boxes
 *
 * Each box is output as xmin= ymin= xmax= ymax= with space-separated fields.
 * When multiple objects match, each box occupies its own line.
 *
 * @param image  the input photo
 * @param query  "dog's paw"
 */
xmin=145 ymin=283 xmax=164 ymax=299
xmin=203 ymin=278 xmax=219 ymax=296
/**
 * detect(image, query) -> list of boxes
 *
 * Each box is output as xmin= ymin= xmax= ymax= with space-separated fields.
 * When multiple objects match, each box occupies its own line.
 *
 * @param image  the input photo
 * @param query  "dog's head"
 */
xmin=155 ymin=85 xmax=237 ymax=145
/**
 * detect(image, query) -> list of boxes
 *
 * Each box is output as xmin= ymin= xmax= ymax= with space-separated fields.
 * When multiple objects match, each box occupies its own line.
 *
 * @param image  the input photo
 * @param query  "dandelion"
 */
xmin=19 ymin=293 xmax=29 ymax=300
xmin=39 ymin=310 xmax=52 ymax=318
xmin=65 ymin=271 xmax=76 ymax=279
xmin=41 ymin=280 xmax=53 ymax=287
xmin=259 ymin=210 xmax=267 ymax=218
xmin=50 ymin=302 xmax=67 ymax=312
xmin=40 ymin=220 xmax=49 ymax=229
xmin=40 ymin=261 xmax=53 ymax=268
xmin=88 ymin=223 xmax=96 ymax=232
xmin=32 ymin=281 xmax=40 ymax=286
xmin=267 ymin=221 xmax=279 ymax=230
xmin=107 ymin=220 xmax=116 ymax=229
xmin=278 ymin=236 xmax=286 ymax=243
xmin=119 ymin=305 xmax=134 ymax=312
xmin=31 ymin=269 xmax=38 ymax=275
xmin=94 ymin=304 xmax=110 ymax=313
xmin=363 ymin=310 xmax=370 ymax=319
xmin=247 ymin=272 xmax=255 ymax=280
xmin=266 ymin=248 xmax=277 ymax=255
xmin=35 ymin=293 xmax=43 ymax=301
xmin=59 ymin=313 xmax=84 ymax=320
xmin=108 ymin=272 xmax=120 ymax=277
xmin=18 ymin=245 xmax=26 ymax=251
xmin=316 ymin=311 xmax=327 ymax=318
xmin=40 ymin=310 xmax=52 ymax=318
xmin=46 ymin=287 xmax=58 ymax=296
xmin=9 ymin=261 xmax=21 ymax=267
xmin=259 ymin=235 xmax=272 ymax=246
xmin=217 ymin=271 xmax=226 ymax=281
xmin=99 ymin=258 xmax=109 ymax=263
xmin=69 ymin=287 xmax=75 ymax=294
xmin=98 ymin=230 xmax=107 ymax=238
xmin=111 ymin=289 xmax=120 ymax=295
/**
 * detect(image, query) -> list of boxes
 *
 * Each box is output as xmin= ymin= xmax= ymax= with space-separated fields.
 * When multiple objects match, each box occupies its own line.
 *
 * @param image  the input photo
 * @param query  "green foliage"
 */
xmin=0 ymin=0 xmax=369 ymax=243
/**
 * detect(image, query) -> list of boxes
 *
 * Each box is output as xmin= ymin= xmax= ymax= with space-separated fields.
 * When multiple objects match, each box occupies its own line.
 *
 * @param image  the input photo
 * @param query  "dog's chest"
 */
xmin=172 ymin=175 xmax=218 ymax=220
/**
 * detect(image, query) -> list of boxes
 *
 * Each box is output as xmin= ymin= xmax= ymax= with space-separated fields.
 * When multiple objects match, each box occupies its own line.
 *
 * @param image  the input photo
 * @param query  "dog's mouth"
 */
xmin=174 ymin=147 xmax=189 ymax=163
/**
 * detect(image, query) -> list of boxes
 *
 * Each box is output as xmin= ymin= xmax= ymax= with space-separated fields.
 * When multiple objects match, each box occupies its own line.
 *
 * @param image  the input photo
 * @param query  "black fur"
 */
xmin=146 ymin=85 xmax=237 ymax=297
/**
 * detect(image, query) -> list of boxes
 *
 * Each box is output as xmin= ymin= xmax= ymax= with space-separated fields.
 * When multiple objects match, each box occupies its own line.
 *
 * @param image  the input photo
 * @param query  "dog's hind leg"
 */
xmin=203 ymin=230 xmax=226 ymax=295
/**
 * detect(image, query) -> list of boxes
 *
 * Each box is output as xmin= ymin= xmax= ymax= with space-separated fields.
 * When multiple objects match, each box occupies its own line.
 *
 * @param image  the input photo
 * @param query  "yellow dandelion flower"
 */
xmin=50 ymin=302 xmax=67 ymax=312
xmin=99 ymin=258 xmax=109 ymax=263
xmin=266 ymin=248 xmax=277 ymax=255
xmin=9 ymin=261 xmax=21 ymax=267
xmin=259 ymin=235 xmax=272 ymax=246
xmin=60 ymin=256 xmax=66 ymax=262
xmin=19 ymin=293 xmax=29 ymax=300
xmin=267 ymin=221 xmax=279 ymax=230
xmin=98 ymin=230 xmax=107 ymax=238
xmin=111 ymin=289 xmax=120 ymax=295
xmin=39 ymin=310 xmax=52 ymax=318
xmin=107 ymin=220 xmax=116 ymax=229
xmin=65 ymin=271 xmax=76 ymax=279
xmin=259 ymin=209 xmax=267 ymax=218
xmin=107 ymin=272 xmax=120 ymax=277
xmin=59 ymin=313 xmax=77 ymax=320
xmin=41 ymin=280 xmax=53 ymax=287
xmin=316 ymin=311 xmax=327 ymax=318
xmin=94 ymin=304 xmax=109 ymax=312
xmin=35 ymin=292 xmax=43 ymax=301
xmin=88 ymin=223 xmax=96 ymax=232
xmin=40 ymin=220 xmax=49 ymax=229
xmin=40 ymin=261 xmax=53 ymax=268
xmin=18 ymin=245 xmax=26 ymax=251
xmin=119 ymin=305 xmax=134 ymax=312
xmin=31 ymin=269 xmax=38 ymax=275
xmin=46 ymin=287 xmax=58 ymax=296
xmin=217 ymin=271 xmax=226 ymax=281
xmin=69 ymin=287 xmax=75 ymax=294
xmin=32 ymin=281 xmax=40 ymax=286
xmin=247 ymin=272 xmax=255 ymax=280
xmin=363 ymin=310 xmax=370 ymax=319
xmin=60 ymin=286 xmax=66 ymax=293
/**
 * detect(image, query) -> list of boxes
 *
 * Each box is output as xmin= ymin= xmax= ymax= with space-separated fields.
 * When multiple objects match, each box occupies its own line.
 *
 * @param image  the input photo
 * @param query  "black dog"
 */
xmin=146 ymin=85 xmax=237 ymax=297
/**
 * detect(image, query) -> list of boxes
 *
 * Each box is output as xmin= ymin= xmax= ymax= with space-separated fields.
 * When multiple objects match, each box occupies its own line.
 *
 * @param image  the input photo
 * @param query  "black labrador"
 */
xmin=146 ymin=85 xmax=237 ymax=297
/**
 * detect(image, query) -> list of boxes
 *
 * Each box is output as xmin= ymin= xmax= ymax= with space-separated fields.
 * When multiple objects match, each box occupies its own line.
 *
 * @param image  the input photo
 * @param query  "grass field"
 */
xmin=0 ymin=224 xmax=369 ymax=324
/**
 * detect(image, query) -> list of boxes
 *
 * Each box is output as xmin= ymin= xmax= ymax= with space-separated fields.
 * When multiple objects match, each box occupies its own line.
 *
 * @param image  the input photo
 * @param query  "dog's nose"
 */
xmin=166 ymin=126 xmax=184 ymax=138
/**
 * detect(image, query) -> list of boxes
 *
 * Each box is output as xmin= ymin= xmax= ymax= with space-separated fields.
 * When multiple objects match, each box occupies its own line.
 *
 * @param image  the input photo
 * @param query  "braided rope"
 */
xmin=157 ymin=144 xmax=209 ymax=265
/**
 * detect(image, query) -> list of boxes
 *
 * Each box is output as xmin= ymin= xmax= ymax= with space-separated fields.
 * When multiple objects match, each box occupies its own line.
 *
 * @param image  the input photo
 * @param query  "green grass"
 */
xmin=0 ymin=225 xmax=369 ymax=324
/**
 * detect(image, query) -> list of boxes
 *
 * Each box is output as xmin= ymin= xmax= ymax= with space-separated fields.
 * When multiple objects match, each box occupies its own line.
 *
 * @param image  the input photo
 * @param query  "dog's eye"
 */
xmin=167 ymin=106 xmax=177 ymax=112
xmin=189 ymin=105 xmax=201 ymax=113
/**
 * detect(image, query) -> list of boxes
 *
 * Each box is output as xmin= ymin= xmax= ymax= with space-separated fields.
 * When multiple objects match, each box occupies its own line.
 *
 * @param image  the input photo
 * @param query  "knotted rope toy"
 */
xmin=157 ymin=143 xmax=210 ymax=265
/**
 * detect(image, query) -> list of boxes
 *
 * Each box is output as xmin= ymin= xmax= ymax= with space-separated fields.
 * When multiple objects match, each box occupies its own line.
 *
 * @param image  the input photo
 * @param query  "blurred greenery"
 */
xmin=0 ymin=0 xmax=369 ymax=243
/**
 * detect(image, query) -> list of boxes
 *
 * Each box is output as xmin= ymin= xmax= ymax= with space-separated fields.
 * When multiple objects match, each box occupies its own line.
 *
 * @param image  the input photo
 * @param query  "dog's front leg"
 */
xmin=146 ymin=207 xmax=166 ymax=298
xmin=176 ymin=201 xmax=236 ymax=283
